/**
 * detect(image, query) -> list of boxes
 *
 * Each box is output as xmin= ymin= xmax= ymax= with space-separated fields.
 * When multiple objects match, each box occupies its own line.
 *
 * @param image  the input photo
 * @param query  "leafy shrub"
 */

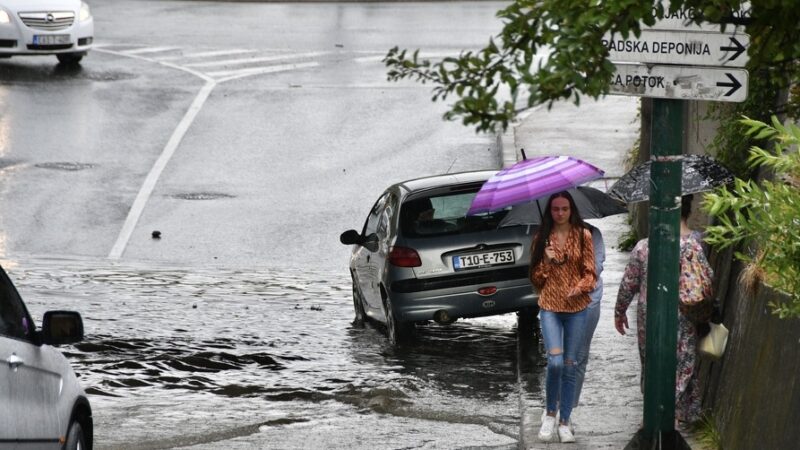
xmin=703 ymin=116 xmax=800 ymax=318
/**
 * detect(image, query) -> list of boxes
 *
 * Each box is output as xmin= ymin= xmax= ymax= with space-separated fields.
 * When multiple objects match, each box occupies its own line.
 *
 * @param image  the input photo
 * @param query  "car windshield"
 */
xmin=400 ymin=191 xmax=510 ymax=237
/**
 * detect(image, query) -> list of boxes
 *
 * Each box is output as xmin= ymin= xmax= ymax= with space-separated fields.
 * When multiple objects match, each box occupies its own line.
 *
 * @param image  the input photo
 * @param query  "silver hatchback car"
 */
xmin=340 ymin=170 xmax=538 ymax=345
xmin=0 ymin=264 xmax=92 ymax=450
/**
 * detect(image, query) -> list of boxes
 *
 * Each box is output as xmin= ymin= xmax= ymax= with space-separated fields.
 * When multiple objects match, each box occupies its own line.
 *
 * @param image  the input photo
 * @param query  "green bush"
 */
xmin=703 ymin=116 xmax=800 ymax=319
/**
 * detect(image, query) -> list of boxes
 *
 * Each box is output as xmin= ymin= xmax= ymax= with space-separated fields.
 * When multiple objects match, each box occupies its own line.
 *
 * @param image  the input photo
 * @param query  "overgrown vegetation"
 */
xmin=692 ymin=413 xmax=723 ymax=450
xmin=703 ymin=117 xmax=800 ymax=318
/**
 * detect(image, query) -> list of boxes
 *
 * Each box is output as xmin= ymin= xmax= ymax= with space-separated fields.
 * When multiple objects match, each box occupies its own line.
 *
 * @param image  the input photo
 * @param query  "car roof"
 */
xmin=392 ymin=170 xmax=497 ymax=195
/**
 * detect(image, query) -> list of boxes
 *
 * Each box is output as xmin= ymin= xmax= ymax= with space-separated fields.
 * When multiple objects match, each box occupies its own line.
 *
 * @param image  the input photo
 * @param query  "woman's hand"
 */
xmin=544 ymin=244 xmax=556 ymax=263
xmin=566 ymin=287 xmax=582 ymax=298
xmin=614 ymin=315 xmax=629 ymax=335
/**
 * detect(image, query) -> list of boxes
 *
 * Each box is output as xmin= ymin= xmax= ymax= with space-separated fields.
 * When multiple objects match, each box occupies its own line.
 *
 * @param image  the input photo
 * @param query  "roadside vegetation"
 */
xmin=703 ymin=117 xmax=800 ymax=318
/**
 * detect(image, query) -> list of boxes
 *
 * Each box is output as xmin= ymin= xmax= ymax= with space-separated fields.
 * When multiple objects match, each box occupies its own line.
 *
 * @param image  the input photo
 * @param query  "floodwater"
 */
xmin=11 ymin=257 xmax=531 ymax=449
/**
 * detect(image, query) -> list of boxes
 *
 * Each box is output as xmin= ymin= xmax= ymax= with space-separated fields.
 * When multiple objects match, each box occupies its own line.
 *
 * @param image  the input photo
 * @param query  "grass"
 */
xmin=691 ymin=413 xmax=723 ymax=450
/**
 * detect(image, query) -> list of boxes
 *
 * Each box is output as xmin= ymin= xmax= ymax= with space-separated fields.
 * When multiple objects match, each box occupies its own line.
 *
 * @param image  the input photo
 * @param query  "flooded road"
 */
xmin=10 ymin=257 xmax=528 ymax=449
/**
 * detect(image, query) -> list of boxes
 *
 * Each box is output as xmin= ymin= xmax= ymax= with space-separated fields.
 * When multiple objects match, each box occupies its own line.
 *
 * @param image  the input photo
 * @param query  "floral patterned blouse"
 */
xmin=614 ymin=233 xmax=712 ymax=423
xmin=531 ymin=226 xmax=596 ymax=313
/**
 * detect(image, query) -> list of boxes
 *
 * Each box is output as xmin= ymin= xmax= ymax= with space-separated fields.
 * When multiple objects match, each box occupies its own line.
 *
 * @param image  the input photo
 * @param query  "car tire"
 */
xmin=352 ymin=284 xmax=366 ymax=328
xmin=384 ymin=297 xmax=413 ymax=346
xmin=64 ymin=420 xmax=86 ymax=450
xmin=56 ymin=53 xmax=83 ymax=65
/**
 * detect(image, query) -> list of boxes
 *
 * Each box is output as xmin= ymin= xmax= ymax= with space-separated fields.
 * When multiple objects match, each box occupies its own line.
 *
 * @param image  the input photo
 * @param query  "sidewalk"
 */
xmin=503 ymin=97 xmax=704 ymax=449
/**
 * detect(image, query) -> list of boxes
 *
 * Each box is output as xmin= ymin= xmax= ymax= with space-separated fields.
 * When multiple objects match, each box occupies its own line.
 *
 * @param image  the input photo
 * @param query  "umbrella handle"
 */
xmin=520 ymin=148 xmax=527 ymax=160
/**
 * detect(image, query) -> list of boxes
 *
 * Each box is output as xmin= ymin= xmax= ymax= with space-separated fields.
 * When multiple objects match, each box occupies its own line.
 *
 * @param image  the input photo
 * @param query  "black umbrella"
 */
xmin=499 ymin=186 xmax=628 ymax=227
xmin=608 ymin=154 xmax=735 ymax=203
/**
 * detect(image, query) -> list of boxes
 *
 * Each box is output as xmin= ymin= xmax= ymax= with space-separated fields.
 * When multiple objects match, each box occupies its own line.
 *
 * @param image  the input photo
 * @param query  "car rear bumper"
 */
xmin=389 ymin=279 xmax=538 ymax=323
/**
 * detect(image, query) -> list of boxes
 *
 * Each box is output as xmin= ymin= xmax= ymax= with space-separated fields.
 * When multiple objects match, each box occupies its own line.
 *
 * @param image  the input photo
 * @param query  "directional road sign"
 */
xmin=602 ymin=29 xmax=749 ymax=67
xmin=609 ymin=63 xmax=749 ymax=102
xmin=646 ymin=0 xmax=750 ymax=32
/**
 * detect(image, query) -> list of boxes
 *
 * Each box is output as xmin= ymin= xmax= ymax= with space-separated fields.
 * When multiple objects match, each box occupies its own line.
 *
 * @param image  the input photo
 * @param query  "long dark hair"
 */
xmin=530 ymin=191 xmax=588 ymax=270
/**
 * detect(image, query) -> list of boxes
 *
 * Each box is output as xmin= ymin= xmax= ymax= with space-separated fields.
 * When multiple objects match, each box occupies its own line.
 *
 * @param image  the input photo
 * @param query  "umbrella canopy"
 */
xmin=499 ymin=186 xmax=628 ymax=227
xmin=467 ymin=155 xmax=605 ymax=215
xmin=608 ymin=154 xmax=734 ymax=203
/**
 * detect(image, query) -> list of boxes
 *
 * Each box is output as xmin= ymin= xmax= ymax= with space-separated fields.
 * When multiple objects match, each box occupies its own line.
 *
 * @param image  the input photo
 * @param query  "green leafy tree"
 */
xmin=384 ymin=0 xmax=800 ymax=133
xmin=703 ymin=117 xmax=800 ymax=318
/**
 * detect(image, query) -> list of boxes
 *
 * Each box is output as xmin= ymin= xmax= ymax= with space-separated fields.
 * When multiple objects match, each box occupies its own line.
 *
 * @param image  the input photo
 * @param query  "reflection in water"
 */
xmin=12 ymin=258 xmax=538 ymax=447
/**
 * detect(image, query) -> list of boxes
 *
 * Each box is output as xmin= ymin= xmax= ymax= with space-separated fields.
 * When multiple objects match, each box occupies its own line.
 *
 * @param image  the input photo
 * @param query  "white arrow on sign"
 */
xmin=603 ymin=29 xmax=749 ymax=67
xmin=609 ymin=63 xmax=749 ymax=103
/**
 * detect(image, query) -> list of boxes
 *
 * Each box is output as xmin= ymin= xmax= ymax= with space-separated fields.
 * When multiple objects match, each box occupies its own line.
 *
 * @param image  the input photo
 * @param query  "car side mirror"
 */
xmin=362 ymin=234 xmax=379 ymax=252
xmin=41 ymin=310 xmax=84 ymax=346
xmin=340 ymin=229 xmax=362 ymax=245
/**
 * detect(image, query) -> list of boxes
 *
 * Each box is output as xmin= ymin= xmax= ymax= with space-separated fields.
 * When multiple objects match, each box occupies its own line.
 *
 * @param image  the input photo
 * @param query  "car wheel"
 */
xmin=64 ymin=420 xmax=86 ymax=450
xmin=56 ymin=53 xmax=83 ymax=65
xmin=352 ymin=284 xmax=366 ymax=328
xmin=384 ymin=297 xmax=413 ymax=346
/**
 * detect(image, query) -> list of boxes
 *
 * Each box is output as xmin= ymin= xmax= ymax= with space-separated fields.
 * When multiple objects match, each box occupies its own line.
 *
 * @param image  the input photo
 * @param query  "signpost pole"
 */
xmin=626 ymin=99 xmax=690 ymax=449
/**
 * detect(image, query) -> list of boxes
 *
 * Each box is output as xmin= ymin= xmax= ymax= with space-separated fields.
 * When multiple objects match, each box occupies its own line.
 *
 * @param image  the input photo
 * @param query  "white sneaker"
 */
xmin=558 ymin=423 xmax=576 ymax=443
xmin=538 ymin=415 xmax=557 ymax=442
xmin=540 ymin=409 xmax=559 ymax=423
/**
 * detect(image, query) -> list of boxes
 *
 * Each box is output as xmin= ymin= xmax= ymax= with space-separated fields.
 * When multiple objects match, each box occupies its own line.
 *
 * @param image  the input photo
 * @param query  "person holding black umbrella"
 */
xmin=530 ymin=191 xmax=597 ymax=443
xmin=614 ymin=195 xmax=713 ymax=427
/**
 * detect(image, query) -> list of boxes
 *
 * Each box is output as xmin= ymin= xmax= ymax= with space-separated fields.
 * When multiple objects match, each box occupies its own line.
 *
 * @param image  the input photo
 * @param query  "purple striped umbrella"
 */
xmin=467 ymin=155 xmax=605 ymax=215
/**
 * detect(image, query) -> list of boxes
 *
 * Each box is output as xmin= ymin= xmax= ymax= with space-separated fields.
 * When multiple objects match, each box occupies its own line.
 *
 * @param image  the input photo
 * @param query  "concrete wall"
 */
xmin=698 ymin=256 xmax=800 ymax=450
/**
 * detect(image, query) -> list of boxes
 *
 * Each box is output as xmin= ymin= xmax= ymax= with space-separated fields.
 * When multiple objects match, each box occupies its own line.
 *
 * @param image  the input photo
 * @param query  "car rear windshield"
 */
xmin=400 ymin=190 xmax=510 ymax=238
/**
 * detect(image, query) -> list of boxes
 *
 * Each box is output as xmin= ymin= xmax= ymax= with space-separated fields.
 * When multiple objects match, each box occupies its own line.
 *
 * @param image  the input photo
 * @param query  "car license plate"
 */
xmin=453 ymin=249 xmax=515 ymax=270
xmin=33 ymin=35 xmax=71 ymax=45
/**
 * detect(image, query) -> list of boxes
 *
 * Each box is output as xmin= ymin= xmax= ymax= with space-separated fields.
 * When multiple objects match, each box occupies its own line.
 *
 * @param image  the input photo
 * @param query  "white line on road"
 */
xmin=98 ymin=46 xmax=319 ymax=258
xmin=184 ymin=51 xmax=330 ymax=68
xmin=123 ymin=46 xmax=182 ymax=55
xmin=156 ymin=49 xmax=257 ymax=61
xmin=212 ymin=62 xmax=319 ymax=81
xmin=107 ymin=80 xmax=217 ymax=259
xmin=97 ymin=47 xmax=216 ymax=259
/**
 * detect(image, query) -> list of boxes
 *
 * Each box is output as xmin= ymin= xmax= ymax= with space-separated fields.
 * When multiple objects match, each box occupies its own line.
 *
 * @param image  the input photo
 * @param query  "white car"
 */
xmin=0 ymin=0 xmax=93 ymax=64
xmin=0 ymin=264 xmax=92 ymax=450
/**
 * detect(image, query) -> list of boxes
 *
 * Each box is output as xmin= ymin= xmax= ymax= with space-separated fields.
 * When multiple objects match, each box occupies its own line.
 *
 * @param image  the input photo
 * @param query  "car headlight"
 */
xmin=0 ymin=10 xmax=10 ymax=24
xmin=79 ymin=2 xmax=91 ymax=21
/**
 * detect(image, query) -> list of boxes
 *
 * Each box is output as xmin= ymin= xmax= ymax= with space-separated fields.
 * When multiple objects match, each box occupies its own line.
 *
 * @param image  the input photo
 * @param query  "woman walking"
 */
xmin=530 ymin=191 xmax=597 ymax=443
xmin=614 ymin=195 xmax=712 ymax=426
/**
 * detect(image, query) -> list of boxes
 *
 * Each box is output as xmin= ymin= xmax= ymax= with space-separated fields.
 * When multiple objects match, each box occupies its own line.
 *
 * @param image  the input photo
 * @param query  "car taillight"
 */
xmin=388 ymin=246 xmax=422 ymax=267
xmin=478 ymin=286 xmax=497 ymax=296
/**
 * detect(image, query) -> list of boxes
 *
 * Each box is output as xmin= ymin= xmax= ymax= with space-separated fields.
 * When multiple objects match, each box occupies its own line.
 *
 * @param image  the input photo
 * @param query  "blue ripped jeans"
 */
xmin=540 ymin=308 xmax=589 ymax=423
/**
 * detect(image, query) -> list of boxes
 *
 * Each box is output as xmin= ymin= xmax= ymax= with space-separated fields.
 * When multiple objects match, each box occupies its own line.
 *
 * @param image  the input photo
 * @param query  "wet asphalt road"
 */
xmin=13 ymin=257 xmax=525 ymax=449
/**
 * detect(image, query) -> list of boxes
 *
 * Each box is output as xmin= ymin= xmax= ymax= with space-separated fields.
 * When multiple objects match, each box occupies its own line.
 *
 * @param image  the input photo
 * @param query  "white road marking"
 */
xmin=184 ymin=51 xmax=329 ymax=68
xmin=156 ymin=49 xmax=257 ymax=61
xmin=98 ymin=45 xmax=325 ymax=258
xmin=123 ymin=46 xmax=182 ymax=55
xmin=211 ymin=62 xmax=319 ymax=81
xmin=108 ymin=79 xmax=217 ymax=259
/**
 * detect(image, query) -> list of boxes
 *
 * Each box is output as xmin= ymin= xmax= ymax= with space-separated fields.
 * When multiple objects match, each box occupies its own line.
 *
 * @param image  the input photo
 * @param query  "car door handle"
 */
xmin=6 ymin=353 xmax=24 ymax=370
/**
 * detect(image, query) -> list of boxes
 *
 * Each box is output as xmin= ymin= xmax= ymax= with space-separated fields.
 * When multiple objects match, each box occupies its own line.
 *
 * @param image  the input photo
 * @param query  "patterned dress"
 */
xmin=614 ymin=234 xmax=711 ymax=423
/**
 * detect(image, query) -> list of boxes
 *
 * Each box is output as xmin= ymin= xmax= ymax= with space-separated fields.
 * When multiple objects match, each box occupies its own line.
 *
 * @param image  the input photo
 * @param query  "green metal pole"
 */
xmin=643 ymin=98 xmax=683 ymax=438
